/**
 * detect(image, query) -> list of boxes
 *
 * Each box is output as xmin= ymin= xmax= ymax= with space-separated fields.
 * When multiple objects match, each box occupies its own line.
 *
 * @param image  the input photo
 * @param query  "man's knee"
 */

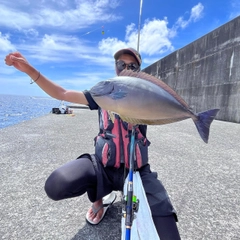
xmin=44 ymin=170 xmax=65 ymax=201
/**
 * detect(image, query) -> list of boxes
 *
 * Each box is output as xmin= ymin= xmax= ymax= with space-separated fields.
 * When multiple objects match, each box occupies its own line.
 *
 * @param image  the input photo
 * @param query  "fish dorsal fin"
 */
xmin=119 ymin=70 xmax=189 ymax=108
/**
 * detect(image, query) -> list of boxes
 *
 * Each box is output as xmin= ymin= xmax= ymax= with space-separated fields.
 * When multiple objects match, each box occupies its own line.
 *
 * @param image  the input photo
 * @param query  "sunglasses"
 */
xmin=116 ymin=60 xmax=139 ymax=72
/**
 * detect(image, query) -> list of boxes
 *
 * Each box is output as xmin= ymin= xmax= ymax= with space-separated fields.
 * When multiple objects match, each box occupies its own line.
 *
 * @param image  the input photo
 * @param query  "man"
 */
xmin=5 ymin=48 xmax=181 ymax=239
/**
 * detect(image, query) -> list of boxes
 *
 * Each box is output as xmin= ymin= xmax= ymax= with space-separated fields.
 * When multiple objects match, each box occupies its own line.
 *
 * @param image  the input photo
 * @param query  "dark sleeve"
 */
xmin=83 ymin=90 xmax=99 ymax=110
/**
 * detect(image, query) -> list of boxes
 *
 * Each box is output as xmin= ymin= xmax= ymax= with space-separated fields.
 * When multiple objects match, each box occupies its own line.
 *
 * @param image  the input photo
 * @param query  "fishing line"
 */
xmin=79 ymin=26 xmax=105 ymax=37
xmin=78 ymin=0 xmax=125 ymax=38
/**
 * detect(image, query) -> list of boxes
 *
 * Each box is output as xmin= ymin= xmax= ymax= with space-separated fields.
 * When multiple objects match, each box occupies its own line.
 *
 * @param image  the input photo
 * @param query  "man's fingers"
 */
xmin=5 ymin=53 xmax=28 ymax=69
xmin=10 ymin=55 xmax=28 ymax=64
xmin=4 ymin=55 xmax=13 ymax=66
xmin=12 ymin=52 xmax=22 ymax=57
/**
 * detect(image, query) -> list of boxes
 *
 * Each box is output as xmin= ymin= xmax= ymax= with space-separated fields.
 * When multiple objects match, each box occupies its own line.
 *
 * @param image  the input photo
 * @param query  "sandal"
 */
xmin=86 ymin=192 xmax=117 ymax=225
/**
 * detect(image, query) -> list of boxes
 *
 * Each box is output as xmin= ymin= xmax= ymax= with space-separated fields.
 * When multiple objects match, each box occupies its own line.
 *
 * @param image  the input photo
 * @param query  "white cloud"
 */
xmin=0 ymin=32 xmax=16 ymax=52
xmin=99 ymin=18 xmax=174 ymax=60
xmin=0 ymin=1 xmax=207 ymax=93
xmin=138 ymin=18 xmax=174 ymax=55
xmin=22 ymin=29 xmax=39 ymax=39
xmin=176 ymin=3 xmax=204 ymax=29
xmin=0 ymin=5 xmax=33 ymax=30
xmin=12 ymin=33 xmax=100 ymax=64
xmin=99 ymin=3 xmax=205 ymax=64
xmin=99 ymin=37 xmax=127 ymax=55
xmin=0 ymin=31 xmax=115 ymax=77
xmin=0 ymin=1 xmax=205 ymax=66
xmin=190 ymin=3 xmax=204 ymax=22
xmin=0 ymin=0 xmax=121 ymax=31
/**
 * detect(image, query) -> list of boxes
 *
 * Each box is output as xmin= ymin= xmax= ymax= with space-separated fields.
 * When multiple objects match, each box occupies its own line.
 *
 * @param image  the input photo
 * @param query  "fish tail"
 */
xmin=194 ymin=109 xmax=220 ymax=143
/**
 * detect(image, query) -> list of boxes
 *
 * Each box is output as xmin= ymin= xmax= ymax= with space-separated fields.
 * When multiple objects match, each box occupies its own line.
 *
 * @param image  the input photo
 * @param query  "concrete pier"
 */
xmin=0 ymin=109 xmax=239 ymax=240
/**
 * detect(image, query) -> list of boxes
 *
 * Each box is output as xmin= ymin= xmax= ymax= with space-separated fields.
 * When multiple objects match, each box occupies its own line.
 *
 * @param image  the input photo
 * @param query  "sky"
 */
xmin=0 ymin=0 xmax=239 ymax=97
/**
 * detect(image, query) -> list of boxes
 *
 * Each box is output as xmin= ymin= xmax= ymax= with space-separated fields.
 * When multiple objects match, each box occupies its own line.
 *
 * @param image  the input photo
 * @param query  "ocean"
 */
xmin=0 ymin=94 xmax=63 ymax=129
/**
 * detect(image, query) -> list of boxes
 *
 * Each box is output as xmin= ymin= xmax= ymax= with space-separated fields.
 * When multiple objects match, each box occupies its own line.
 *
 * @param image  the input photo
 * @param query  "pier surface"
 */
xmin=0 ymin=109 xmax=239 ymax=240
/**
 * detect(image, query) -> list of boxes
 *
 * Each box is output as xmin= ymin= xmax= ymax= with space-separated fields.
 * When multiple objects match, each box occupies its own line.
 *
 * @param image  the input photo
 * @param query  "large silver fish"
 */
xmin=90 ymin=70 xmax=220 ymax=143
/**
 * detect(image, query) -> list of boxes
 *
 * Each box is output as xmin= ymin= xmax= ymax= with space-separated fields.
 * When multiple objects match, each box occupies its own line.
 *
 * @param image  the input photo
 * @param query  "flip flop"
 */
xmin=86 ymin=192 xmax=117 ymax=225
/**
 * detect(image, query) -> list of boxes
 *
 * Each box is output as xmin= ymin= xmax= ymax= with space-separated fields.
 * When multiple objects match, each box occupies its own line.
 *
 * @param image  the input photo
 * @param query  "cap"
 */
xmin=114 ymin=47 xmax=142 ymax=66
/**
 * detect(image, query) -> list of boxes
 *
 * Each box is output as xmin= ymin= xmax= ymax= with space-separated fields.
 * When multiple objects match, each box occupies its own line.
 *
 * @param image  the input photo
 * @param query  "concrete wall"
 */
xmin=143 ymin=16 xmax=240 ymax=123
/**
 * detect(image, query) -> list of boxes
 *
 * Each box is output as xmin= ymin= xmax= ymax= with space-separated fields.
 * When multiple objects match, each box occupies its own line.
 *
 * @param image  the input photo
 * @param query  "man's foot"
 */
xmin=86 ymin=199 xmax=104 ymax=224
xmin=85 ymin=192 xmax=117 ymax=225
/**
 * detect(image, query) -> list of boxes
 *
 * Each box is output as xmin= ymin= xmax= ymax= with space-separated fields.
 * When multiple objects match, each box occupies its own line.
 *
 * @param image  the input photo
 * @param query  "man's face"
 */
xmin=115 ymin=54 xmax=140 ymax=75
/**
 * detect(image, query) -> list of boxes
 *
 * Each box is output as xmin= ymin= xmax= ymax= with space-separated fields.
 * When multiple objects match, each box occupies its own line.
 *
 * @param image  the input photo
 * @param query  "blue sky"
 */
xmin=0 ymin=0 xmax=239 ymax=97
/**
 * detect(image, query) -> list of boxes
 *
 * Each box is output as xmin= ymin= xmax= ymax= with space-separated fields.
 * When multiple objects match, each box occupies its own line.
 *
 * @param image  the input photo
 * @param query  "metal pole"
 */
xmin=137 ymin=0 xmax=143 ymax=52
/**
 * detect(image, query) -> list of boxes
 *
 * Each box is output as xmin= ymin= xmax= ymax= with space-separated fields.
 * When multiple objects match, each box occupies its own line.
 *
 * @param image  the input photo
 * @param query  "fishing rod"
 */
xmin=124 ymin=125 xmax=139 ymax=240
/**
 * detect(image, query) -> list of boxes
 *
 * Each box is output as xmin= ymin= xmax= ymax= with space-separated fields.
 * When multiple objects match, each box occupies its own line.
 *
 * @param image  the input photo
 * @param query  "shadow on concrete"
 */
xmin=71 ymin=202 xmax=123 ymax=240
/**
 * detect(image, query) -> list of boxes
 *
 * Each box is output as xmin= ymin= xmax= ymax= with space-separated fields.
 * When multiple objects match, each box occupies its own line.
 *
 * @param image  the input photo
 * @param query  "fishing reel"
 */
xmin=122 ymin=194 xmax=139 ymax=220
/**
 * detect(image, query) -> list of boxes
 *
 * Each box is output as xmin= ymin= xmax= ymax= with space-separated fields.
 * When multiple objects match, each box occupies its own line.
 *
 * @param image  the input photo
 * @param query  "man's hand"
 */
xmin=5 ymin=52 xmax=32 ymax=74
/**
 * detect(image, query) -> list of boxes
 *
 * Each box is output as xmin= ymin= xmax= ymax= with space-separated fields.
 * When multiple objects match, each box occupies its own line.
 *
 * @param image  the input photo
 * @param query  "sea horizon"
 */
xmin=0 ymin=93 xmax=63 ymax=129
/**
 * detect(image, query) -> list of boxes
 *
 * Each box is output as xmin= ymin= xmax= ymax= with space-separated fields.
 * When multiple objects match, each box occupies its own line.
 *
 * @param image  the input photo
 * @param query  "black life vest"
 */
xmin=94 ymin=108 xmax=150 ymax=169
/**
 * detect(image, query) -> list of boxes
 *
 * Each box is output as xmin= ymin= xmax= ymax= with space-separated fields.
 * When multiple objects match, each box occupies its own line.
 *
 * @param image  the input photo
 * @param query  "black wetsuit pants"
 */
xmin=44 ymin=155 xmax=181 ymax=240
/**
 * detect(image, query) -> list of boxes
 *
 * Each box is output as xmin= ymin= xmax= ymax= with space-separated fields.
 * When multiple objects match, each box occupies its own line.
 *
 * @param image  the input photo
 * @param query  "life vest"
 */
xmin=94 ymin=108 xmax=150 ymax=169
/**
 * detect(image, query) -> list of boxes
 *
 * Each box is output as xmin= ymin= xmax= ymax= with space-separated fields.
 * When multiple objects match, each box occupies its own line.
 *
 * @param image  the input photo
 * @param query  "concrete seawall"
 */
xmin=1 ymin=109 xmax=240 ymax=239
xmin=144 ymin=16 xmax=240 ymax=123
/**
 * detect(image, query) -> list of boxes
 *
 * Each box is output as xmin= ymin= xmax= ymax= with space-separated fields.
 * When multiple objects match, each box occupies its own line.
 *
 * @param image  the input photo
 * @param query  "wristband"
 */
xmin=30 ymin=71 xmax=40 ymax=84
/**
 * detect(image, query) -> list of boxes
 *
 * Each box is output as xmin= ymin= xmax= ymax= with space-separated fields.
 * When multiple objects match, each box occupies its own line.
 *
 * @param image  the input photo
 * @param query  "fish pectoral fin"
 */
xmin=110 ymin=90 xmax=127 ymax=100
xmin=119 ymin=115 xmax=150 ymax=125
xmin=108 ymin=111 xmax=116 ymax=122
